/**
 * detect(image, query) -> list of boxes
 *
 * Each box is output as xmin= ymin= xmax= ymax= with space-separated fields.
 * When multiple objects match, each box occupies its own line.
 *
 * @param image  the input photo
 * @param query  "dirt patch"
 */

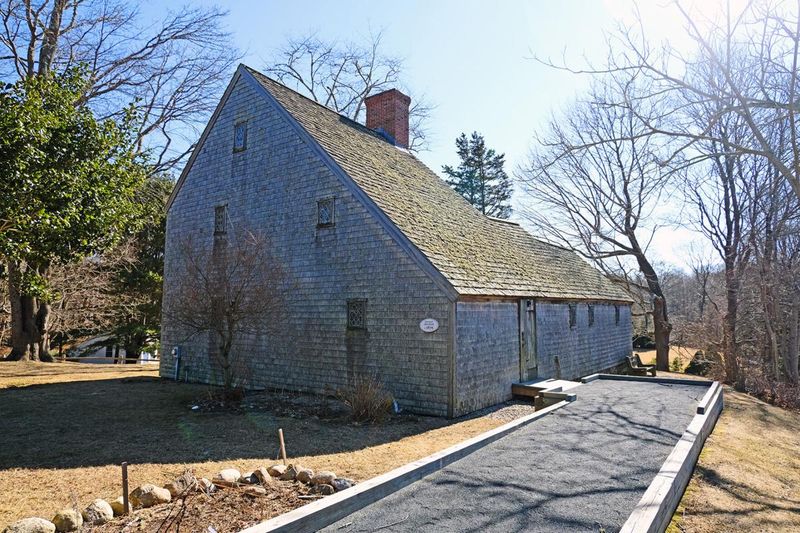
xmin=96 ymin=482 xmax=310 ymax=533
xmin=0 ymin=361 xmax=504 ymax=529
xmin=669 ymin=385 xmax=800 ymax=532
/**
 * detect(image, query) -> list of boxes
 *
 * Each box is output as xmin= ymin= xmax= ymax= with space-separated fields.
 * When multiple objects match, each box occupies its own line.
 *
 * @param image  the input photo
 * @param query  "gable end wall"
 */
xmin=160 ymin=75 xmax=453 ymax=416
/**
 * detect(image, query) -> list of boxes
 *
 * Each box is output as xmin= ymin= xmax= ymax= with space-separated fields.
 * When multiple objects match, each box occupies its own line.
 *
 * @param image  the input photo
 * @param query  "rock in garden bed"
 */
xmin=51 ymin=509 xmax=81 ymax=532
xmin=213 ymin=468 xmax=241 ymax=486
xmin=109 ymin=497 xmax=131 ymax=517
xmin=267 ymin=464 xmax=287 ymax=477
xmin=2 ymin=517 xmax=56 ymax=533
xmin=82 ymin=500 xmax=113 ymax=525
xmin=130 ymin=484 xmax=171 ymax=508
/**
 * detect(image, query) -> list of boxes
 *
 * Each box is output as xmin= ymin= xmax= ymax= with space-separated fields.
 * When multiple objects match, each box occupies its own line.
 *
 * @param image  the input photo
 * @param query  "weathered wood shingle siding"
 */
xmin=454 ymin=301 xmax=520 ymax=417
xmin=160 ymin=75 xmax=453 ymax=416
xmin=535 ymin=301 xmax=632 ymax=380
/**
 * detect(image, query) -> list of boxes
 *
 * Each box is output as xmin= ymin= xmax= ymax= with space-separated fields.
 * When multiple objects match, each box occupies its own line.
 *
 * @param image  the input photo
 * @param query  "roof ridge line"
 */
xmin=243 ymin=64 xmax=389 ymax=142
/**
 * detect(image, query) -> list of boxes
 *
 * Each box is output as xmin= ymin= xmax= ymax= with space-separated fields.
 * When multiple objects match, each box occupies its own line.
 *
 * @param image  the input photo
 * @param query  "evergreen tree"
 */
xmin=442 ymin=132 xmax=513 ymax=218
xmin=0 ymin=69 xmax=148 ymax=360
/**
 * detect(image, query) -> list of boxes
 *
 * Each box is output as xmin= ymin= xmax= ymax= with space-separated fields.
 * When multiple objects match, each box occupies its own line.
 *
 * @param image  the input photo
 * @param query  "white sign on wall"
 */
xmin=419 ymin=318 xmax=439 ymax=333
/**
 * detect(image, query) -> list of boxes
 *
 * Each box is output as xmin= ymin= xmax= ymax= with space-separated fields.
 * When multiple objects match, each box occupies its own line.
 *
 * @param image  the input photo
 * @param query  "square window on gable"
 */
xmin=347 ymin=299 xmax=367 ymax=330
xmin=214 ymin=205 xmax=227 ymax=235
xmin=317 ymin=197 xmax=335 ymax=227
xmin=233 ymin=121 xmax=247 ymax=152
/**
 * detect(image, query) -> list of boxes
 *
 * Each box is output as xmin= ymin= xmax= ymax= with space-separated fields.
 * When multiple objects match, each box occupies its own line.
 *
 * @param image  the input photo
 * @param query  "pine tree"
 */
xmin=442 ymin=132 xmax=513 ymax=218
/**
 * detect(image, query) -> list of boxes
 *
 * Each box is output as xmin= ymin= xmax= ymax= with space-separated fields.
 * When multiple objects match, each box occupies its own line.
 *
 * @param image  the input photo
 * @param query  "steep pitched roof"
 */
xmin=246 ymin=66 xmax=631 ymax=302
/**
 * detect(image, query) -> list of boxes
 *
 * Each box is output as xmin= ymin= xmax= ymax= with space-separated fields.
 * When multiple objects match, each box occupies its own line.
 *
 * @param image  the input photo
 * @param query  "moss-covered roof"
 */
xmin=249 ymin=68 xmax=632 ymax=302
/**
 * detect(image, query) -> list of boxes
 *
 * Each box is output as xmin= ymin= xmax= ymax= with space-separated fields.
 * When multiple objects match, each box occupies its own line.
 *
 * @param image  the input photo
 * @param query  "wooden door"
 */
xmin=519 ymin=299 xmax=538 ymax=380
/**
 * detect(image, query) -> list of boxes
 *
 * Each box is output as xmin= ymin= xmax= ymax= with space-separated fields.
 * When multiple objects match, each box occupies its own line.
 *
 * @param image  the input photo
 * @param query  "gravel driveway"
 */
xmin=323 ymin=379 xmax=708 ymax=533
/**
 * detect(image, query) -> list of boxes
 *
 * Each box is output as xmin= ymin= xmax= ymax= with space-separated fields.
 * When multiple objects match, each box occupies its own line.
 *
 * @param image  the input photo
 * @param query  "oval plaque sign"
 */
xmin=419 ymin=318 xmax=439 ymax=333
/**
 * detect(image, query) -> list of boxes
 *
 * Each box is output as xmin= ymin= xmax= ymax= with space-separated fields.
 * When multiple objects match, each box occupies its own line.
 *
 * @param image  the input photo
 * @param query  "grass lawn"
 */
xmin=0 ymin=361 xmax=501 ymax=529
xmin=2 ymin=362 xmax=798 ymax=531
xmin=669 ymin=383 xmax=800 ymax=532
xmin=636 ymin=345 xmax=698 ymax=370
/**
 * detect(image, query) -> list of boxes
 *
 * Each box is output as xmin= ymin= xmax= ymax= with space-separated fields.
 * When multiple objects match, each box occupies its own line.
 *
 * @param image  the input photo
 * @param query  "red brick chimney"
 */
xmin=365 ymin=89 xmax=411 ymax=149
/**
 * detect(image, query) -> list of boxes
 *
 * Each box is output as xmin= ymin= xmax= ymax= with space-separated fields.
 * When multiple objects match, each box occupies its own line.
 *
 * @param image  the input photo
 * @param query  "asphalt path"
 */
xmin=323 ymin=379 xmax=707 ymax=533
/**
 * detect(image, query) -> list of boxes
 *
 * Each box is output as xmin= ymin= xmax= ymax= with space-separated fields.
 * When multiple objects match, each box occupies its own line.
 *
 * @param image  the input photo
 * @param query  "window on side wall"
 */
xmin=568 ymin=303 xmax=577 ymax=329
xmin=588 ymin=304 xmax=595 ymax=327
xmin=233 ymin=121 xmax=247 ymax=152
xmin=615 ymin=305 xmax=620 ymax=325
xmin=214 ymin=205 xmax=228 ymax=235
xmin=317 ymin=197 xmax=335 ymax=227
xmin=347 ymin=299 xmax=367 ymax=330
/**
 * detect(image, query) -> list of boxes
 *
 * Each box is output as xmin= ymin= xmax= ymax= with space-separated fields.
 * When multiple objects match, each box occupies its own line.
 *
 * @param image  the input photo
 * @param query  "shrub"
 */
xmin=337 ymin=375 xmax=394 ymax=424
xmin=744 ymin=367 xmax=800 ymax=411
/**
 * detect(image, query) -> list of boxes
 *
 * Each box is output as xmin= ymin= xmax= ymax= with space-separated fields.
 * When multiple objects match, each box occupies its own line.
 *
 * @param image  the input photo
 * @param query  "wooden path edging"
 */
xmin=241 ymin=399 xmax=572 ymax=533
xmin=592 ymin=373 xmax=714 ymax=387
xmin=619 ymin=379 xmax=723 ymax=533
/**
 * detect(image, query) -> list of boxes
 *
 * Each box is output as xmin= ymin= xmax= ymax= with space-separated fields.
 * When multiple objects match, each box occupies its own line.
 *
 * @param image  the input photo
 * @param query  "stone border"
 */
xmin=240 ymin=399 xmax=572 ymax=533
xmin=619 ymin=379 xmax=723 ymax=533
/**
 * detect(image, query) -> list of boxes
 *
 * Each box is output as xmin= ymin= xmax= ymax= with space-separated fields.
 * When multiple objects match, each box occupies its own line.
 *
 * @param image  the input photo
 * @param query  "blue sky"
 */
xmin=149 ymin=0 xmax=728 ymax=268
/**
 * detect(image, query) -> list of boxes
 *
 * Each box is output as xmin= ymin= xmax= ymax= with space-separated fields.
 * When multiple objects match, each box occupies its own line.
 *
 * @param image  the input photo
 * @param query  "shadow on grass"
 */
xmin=0 ymin=377 xmax=450 ymax=470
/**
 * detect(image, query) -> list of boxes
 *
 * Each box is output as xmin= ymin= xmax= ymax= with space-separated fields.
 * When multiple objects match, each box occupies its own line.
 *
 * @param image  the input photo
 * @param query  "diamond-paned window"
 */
xmin=347 ymin=299 xmax=367 ymax=330
xmin=233 ymin=121 xmax=247 ymax=152
xmin=317 ymin=197 xmax=335 ymax=227
xmin=214 ymin=205 xmax=227 ymax=235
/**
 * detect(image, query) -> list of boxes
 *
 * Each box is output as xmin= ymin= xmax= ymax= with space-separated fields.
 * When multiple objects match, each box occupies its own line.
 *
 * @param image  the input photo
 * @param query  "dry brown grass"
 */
xmin=0 ymin=361 xmax=501 ymax=529
xmin=636 ymin=345 xmax=698 ymax=371
xmin=669 ymin=386 xmax=800 ymax=532
xmin=0 ymin=360 xmax=159 ymax=388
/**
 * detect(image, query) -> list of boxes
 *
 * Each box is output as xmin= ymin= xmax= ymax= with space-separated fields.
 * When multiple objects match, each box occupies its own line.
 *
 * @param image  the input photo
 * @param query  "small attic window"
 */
xmin=214 ymin=205 xmax=227 ymax=235
xmin=568 ymin=304 xmax=577 ymax=329
xmin=588 ymin=304 xmax=595 ymax=327
xmin=233 ymin=121 xmax=247 ymax=152
xmin=347 ymin=299 xmax=367 ymax=330
xmin=317 ymin=197 xmax=335 ymax=227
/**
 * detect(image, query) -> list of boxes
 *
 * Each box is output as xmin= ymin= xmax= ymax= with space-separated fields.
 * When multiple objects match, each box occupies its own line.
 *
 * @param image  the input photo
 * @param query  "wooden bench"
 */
xmin=626 ymin=353 xmax=656 ymax=377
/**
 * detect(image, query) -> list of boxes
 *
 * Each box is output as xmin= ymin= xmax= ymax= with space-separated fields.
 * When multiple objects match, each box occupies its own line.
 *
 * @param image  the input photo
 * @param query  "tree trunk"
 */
xmin=653 ymin=296 xmax=672 ymax=371
xmin=723 ymin=265 xmax=742 ymax=389
xmin=6 ymin=262 xmax=51 ymax=361
xmin=36 ymin=0 xmax=68 ymax=76
xmin=632 ymin=247 xmax=672 ymax=372
xmin=786 ymin=288 xmax=800 ymax=384
xmin=123 ymin=332 xmax=144 ymax=364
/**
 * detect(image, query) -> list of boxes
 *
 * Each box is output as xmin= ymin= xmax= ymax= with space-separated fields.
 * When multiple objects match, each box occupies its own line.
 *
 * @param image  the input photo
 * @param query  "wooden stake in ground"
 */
xmin=278 ymin=428 xmax=287 ymax=465
xmin=121 ymin=462 xmax=129 ymax=515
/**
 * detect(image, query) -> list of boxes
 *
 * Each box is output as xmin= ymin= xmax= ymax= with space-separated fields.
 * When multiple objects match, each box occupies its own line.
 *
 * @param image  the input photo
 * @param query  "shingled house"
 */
xmin=160 ymin=64 xmax=633 ymax=417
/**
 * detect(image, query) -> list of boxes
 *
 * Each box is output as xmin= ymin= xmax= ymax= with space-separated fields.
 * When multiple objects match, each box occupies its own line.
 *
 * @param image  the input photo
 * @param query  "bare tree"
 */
xmin=265 ymin=31 xmax=433 ymax=151
xmin=530 ymin=1 xmax=800 ymax=394
xmin=0 ymin=0 xmax=240 ymax=173
xmin=45 ymin=245 xmax=139 ymax=357
xmin=165 ymin=230 xmax=286 ymax=400
xmin=550 ymin=1 xmax=800 ymax=200
xmin=520 ymin=81 xmax=674 ymax=370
